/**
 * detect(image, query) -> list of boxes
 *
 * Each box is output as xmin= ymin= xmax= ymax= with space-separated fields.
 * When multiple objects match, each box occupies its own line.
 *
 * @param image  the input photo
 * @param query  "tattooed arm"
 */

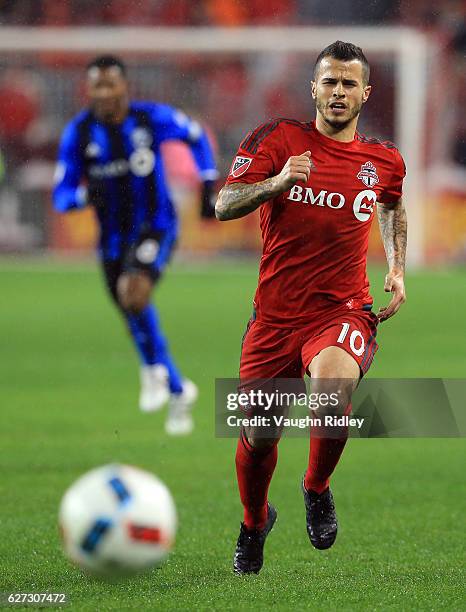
xmin=215 ymin=151 xmax=313 ymax=221
xmin=215 ymin=178 xmax=282 ymax=221
xmin=376 ymin=197 xmax=407 ymax=322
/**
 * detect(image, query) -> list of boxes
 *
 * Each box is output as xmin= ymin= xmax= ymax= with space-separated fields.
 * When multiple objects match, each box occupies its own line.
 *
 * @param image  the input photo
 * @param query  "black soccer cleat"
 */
xmin=302 ymin=479 xmax=338 ymax=550
xmin=233 ymin=503 xmax=277 ymax=575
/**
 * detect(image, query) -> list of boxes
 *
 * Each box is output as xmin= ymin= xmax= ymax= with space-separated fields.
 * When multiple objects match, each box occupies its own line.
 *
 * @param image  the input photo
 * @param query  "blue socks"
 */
xmin=125 ymin=304 xmax=184 ymax=394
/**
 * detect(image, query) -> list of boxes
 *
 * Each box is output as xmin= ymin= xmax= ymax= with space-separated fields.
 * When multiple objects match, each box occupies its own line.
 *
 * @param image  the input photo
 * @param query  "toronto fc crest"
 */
xmin=357 ymin=161 xmax=379 ymax=188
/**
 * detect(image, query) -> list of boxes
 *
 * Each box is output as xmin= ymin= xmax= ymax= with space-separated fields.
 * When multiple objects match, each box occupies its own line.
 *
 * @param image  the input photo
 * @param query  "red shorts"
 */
xmin=240 ymin=308 xmax=379 ymax=380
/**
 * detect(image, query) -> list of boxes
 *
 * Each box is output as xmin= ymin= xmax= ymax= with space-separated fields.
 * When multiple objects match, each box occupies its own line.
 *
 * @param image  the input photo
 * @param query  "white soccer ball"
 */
xmin=59 ymin=464 xmax=177 ymax=576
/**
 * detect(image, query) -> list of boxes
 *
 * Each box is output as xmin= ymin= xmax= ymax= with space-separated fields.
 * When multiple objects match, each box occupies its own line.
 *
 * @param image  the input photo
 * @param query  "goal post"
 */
xmin=0 ymin=26 xmax=434 ymax=266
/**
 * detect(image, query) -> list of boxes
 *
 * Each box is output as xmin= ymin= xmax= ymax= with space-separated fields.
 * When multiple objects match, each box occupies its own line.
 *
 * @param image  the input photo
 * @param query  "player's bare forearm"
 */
xmin=215 ymin=178 xmax=283 ymax=221
xmin=216 ymin=151 xmax=314 ymax=221
xmin=377 ymin=198 xmax=407 ymax=274
xmin=376 ymin=198 xmax=407 ymax=322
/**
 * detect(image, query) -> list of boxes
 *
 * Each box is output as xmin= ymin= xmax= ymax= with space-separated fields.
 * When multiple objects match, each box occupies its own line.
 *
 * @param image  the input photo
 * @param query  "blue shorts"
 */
xmin=102 ymin=228 xmax=177 ymax=302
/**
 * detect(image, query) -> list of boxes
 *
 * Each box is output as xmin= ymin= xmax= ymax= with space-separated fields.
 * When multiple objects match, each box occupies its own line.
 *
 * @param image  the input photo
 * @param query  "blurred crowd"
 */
xmin=0 ymin=0 xmax=464 ymax=28
xmin=0 ymin=0 xmax=394 ymax=27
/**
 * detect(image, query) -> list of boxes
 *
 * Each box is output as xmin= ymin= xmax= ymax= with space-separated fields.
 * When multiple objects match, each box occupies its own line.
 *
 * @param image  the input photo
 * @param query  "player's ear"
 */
xmin=311 ymin=81 xmax=317 ymax=100
xmin=362 ymin=84 xmax=372 ymax=103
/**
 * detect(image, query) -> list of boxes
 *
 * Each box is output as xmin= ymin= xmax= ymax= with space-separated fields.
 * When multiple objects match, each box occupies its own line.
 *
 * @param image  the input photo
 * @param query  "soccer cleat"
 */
xmin=302 ymin=479 xmax=338 ymax=550
xmin=233 ymin=503 xmax=277 ymax=575
xmin=139 ymin=364 xmax=169 ymax=412
xmin=165 ymin=379 xmax=198 ymax=436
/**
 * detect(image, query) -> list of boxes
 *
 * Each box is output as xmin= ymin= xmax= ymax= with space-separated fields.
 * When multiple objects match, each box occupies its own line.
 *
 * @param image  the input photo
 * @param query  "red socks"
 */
xmin=304 ymin=401 xmax=351 ymax=493
xmin=304 ymin=435 xmax=348 ymax=494
xmin=235 ymin=432 xmax=278 ymax=530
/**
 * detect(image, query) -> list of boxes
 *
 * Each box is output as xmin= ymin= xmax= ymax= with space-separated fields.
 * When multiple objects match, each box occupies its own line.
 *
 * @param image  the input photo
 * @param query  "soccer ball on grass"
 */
xmin=59 ymin=464 xmax=177 ymax=576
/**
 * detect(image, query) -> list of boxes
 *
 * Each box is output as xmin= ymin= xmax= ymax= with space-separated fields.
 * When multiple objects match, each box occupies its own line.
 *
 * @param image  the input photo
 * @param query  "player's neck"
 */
xmin=315 ymin=114 xmax=357 ymax=143
xmin=95 ymin=98 xmax=130 ymax=125
xmin=109 ymin=100 xmax=129 ymax=124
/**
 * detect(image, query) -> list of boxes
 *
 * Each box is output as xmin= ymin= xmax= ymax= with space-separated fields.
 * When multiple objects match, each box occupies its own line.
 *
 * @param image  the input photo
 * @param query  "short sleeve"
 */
xmin=226 ymin=121 xmax=280 ymax=185
xmin=379 ymin=148 xmax=406 ymax=203
xmin=53 ymin=118 xmax=86 ymax=212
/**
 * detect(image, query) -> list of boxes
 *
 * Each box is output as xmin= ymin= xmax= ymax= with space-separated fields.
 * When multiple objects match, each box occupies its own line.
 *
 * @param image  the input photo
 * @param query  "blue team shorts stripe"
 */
xmin=363 ymin=342 xmax=377 ymax=374
xmin=360 ymin=335 xmax=374 ymax=371
xmin=361 ymin=335 xmax=377 ymax=374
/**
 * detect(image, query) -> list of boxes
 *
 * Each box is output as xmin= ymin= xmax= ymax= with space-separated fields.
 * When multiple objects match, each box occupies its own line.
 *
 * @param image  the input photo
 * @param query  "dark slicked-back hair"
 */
xmin=314 ymin=41 xmax=370 ymax=85
xmin=86 ymin=55 xmax=127 ymax=76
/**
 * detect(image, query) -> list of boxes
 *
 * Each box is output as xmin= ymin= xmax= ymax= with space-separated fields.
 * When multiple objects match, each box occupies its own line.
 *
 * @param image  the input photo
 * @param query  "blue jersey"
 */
xmin=53 ymin=101 xmax=217 ymax=260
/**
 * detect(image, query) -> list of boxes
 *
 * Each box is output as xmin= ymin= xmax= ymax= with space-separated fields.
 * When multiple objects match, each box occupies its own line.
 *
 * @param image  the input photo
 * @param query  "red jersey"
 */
xmin=226 ymin=119 xmax=406 ymax=327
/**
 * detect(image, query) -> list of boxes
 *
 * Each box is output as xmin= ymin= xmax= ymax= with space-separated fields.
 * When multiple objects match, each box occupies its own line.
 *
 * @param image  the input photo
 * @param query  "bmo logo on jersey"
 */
xmin=353 ymin=190 xmax=377 ymax=222
xmin=287 ymin=185 xmax=377 ymax=222
xmin=88 ymin=148 xmax=155 ymax=179
xmin=129 ymin=148 xmax=155 ymax=177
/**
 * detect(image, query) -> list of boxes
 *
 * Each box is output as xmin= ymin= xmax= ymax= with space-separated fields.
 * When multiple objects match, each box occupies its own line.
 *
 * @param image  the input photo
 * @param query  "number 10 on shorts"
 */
xmin=337 ymin=322 xmax=365 ymax=356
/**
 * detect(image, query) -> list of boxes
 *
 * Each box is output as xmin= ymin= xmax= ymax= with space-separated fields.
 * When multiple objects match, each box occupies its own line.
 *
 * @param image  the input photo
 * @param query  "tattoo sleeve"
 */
xmin=215 ymin=177 xmax=282 ymax=221
xmin=377 ymin=198 xmax=408 ymax=272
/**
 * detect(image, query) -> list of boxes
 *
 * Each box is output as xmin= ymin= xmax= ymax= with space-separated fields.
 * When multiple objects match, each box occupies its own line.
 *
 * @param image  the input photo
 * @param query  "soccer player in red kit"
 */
xmin=215 ymin=41 xmax=407 ymax=574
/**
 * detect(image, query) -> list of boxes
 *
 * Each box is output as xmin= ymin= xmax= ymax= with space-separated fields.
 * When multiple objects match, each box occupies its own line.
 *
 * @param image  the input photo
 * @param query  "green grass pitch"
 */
xmin=0 ymin=259 xmax=465 ymax=611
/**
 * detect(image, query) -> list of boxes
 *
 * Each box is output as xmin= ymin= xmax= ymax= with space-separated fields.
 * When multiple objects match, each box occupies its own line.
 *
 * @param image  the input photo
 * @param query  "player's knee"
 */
xmin=311 ymin=379 xmax=354 ymax=418
xmin=247 ymin=436 xmax=277 ymax=451
xmin=309 ymin=346 xmax=359 ymax=416
xmin=117 ymin=273 xmax=152 ymax=314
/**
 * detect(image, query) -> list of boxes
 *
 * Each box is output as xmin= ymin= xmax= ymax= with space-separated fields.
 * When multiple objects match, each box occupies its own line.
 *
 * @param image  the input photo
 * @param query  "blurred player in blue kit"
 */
xmin=53 ymin=56 xmax=218 ymax=435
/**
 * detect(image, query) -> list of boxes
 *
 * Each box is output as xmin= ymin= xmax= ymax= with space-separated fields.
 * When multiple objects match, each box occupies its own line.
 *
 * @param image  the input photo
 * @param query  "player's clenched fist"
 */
xmin=275 ymin=151 xmax=313 ymax=191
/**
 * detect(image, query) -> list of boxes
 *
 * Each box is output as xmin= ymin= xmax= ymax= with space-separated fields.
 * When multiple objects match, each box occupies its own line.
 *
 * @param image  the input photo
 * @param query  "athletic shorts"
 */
xmin=101 ymin=228 xmax=177 ymax=303
xmin=240 ymin=307 xmax=379 ymax=380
